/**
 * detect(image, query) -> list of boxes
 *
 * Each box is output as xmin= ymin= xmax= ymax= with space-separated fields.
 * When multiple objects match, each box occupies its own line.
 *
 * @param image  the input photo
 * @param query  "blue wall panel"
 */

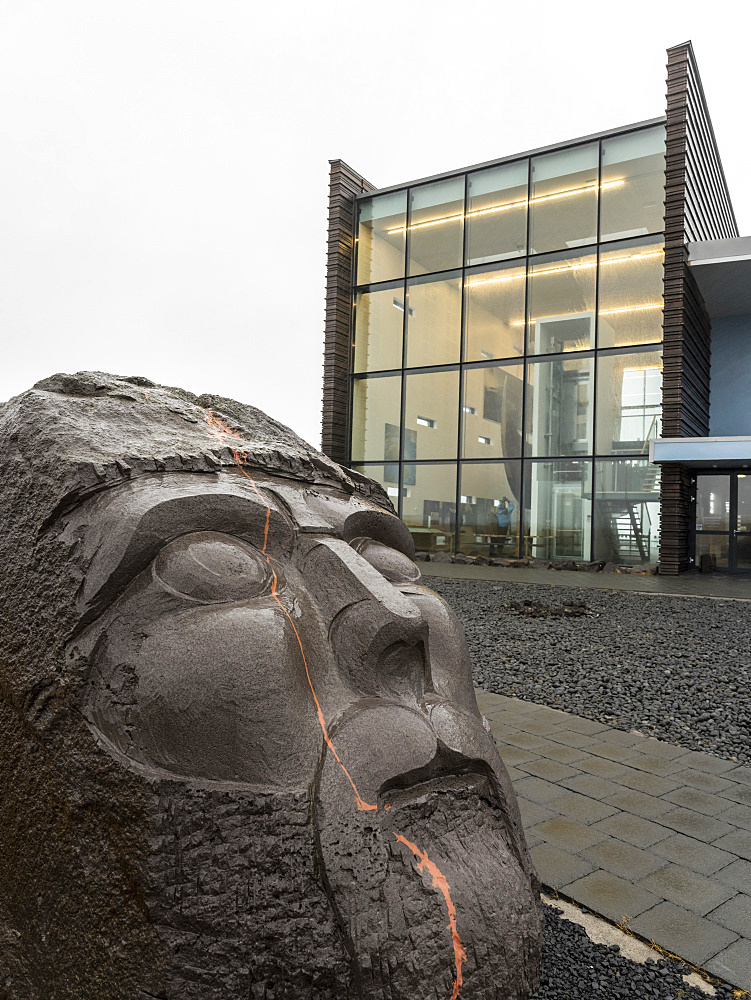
xmin=710 ymin=315 xmax=751 ymax=435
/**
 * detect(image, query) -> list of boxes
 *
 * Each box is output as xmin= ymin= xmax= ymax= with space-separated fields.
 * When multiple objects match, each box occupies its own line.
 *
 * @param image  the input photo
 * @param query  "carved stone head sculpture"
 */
xmin=0 ymin=373 xmax=542 ymax=1000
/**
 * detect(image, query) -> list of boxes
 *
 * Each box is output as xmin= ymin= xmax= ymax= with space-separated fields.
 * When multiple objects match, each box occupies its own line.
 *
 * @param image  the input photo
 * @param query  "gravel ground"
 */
xmin=428 ymin=577 xmax=751 ymax=765
xmin=535 ymin=906 xmax=733 ymax=1000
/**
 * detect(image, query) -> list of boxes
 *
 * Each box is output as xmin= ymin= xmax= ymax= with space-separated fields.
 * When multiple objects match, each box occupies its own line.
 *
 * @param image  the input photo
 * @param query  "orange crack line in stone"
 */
xmin=393 ymin=833 xmax=467 ymax=1000
xmin=201 ymin=408 xmax=377 ymax=812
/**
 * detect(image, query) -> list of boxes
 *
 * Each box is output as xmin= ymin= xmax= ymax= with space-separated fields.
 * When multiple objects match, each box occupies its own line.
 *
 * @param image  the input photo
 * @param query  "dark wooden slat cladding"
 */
xmin=659 ymin=464 xmax=693 ymax=576
xmin=659 ymin=42 xmax=739 ymax=573
xmin=321 ymin=160 xmax=375 ymax=463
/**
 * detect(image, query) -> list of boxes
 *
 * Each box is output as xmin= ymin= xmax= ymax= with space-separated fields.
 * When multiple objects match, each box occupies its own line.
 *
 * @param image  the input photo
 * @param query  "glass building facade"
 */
xmin=349 ymin=124 xmax=666 ymax=564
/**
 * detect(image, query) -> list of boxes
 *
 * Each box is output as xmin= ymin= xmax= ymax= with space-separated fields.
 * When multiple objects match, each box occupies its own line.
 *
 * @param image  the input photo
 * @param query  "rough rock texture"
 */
xmin=0 ymin=373 xmax=542 ymax=999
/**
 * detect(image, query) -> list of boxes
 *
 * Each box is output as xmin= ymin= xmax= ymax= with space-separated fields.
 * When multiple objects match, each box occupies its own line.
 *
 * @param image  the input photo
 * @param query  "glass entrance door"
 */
xmin=695 ymin=473 xmax=751 ymax=572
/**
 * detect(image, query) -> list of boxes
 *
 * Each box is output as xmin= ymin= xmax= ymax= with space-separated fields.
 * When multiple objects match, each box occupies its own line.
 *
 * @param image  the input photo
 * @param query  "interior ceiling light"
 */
xmin=600 ymin=303 xmax=663 ymax=316
xmin=510 ymin=302 xmax=664 ymax=327
xmin=386 ymin=179 xmax=626 ymax=234
xmin=465 ymin=249 xmax=663 ymax=289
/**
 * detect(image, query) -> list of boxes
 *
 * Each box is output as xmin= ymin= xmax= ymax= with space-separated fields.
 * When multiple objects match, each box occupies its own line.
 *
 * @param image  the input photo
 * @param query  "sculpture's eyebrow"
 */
xmin=268 ymin=485 xmax=415 ymax=560
xmin=340 ymin=507 xmax=416 ymax=560
xmin=65 ymin=480 xmax=292 ymax=632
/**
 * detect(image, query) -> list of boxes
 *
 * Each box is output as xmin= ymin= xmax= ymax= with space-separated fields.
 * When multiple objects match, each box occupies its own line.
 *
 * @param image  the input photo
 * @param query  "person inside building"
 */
xmin=496 ymin=495 xmax=516 ymax=537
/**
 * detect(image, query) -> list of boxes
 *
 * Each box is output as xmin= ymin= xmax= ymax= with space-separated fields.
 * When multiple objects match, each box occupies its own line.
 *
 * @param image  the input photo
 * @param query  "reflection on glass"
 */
xmin=600 ymin=127 xmax=666 ymax=242
xmin=695 ymin=533 xmax=729 ymax=571
xmin=466 ymin=161 xmax=528 ymax=265
xmin=695 ymin=475 xmax=730 ymax=532
xmin=738 ymin=474 xmax=751 ymax=533
xmin=596 ymin=351 xmax=662 ymax=455
xmin=353 ymin=285 xmax=404 ymax=373
xmin=523 ymin=459 xmax=592 ymax=560
xmin=356 ymin=192 xmax=407 ymax=285
xmin=403 ymin=370 xmax=460 ymax=460
xmin=526 ymin=356 xmax=594 ymax=457
xmin=462 ymin=364 xmax=523 ymax=459
xmin=459 ymin=462 xmax=521 ymax=558
xmin=408 ymin=178 xmax=465 ymax=276
xmin=350 ymin=376 xmax=402 ymax=463
xmin=529 ymin=144 xmax=598 ymax=254
xmin=349 ymin=464 xmax=401 ymax=504
xmin=464 ymin=262 xmax=525 ymax=361
xmin=593 ymin=459 xmax=660 ymax=565
xmin=405 ymin=272 xmax=462 ymax=367
xmin=527 ymin=250 xmax=596 ymax=354
xmin=402 ymin=463 xmax=457 ymax=554
xmin=598 ymin=240 xmax=664 ymax=348
xmin=737 ymin=474 xmax=751 ymax=570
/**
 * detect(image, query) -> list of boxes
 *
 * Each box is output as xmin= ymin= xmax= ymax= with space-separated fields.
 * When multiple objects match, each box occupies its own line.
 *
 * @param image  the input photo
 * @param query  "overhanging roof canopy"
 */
xmin=651 ymin=437 xmax=751 ymax=468
xmin=688 ymin=238 xmax=751 ymax=318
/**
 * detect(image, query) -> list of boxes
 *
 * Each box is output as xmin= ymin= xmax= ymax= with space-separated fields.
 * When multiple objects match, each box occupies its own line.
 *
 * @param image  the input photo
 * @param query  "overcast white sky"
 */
xmin=1 ymin=0 xmax=748 ymax=447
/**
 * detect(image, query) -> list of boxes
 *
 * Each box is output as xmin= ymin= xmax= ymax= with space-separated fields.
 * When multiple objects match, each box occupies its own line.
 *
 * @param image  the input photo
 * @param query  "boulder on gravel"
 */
xmin=581 ymin=561 xmax=605 ymax=572
xmin=431 ymin=551 xmax=453 ymax=563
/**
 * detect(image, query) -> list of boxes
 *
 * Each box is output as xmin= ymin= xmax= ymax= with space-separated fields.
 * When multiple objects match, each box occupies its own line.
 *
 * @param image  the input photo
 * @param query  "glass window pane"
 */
xmin=600 ymin=126 xmax=666 ymax=242
xmin=353 ymin=285 xmax=404 ymax=373
xmin=466 ymin=161 xmax=528 ymax=265
xmin=459 ymin=462 xmax=521 ymax=558
xmin=598 ymin=240 xmax=664 ymax=348
xmin=526 ymin=356 xmax=594 ymax=457
xmin=405 ymin=272 xmax=462 ymax=367
xmin=529 ymin=144 xmax=598 ymax=254
xmin=523 ymin=459 xmax=592 ymax=561
xmin=695 ymin=475 xmax=730 ymax=532
xmin=695 ymin=533 xmax=729 ymax=571
xmin=527 ymin=250 xmax=596 ymax=354
xmin=349 ymin=464 xmax=401 ymax=506
xmin=736 ymin=474 xmax=751 ymax=570
xmin=462 ymin=364 xmax=523 ymax=459
xmin=594 ymin=459 xmax=660 ymax=565
xmin=350 ymin=375 xmax=402 ymax=463
xmin=403 ymin=370 xmax=459 ymax=460
xmin=356 ymin=192 xmax=407 ymax=285
xmin=408 ymin=178 xmax=464 ymax=276
xmin=738 ymin=474 xmax=751 ymax=533
xmin=596 ymin=351 xmax=662 ymax=455
xmin=402 ymin=463 xmax=457 ymax=554
xmin=464 ymin=262 xmax=525 ymax=362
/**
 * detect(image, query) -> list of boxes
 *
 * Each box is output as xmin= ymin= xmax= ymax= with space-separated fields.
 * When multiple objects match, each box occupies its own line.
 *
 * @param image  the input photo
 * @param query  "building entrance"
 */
xmin=694 ymin=473 xmax=751 ymax=571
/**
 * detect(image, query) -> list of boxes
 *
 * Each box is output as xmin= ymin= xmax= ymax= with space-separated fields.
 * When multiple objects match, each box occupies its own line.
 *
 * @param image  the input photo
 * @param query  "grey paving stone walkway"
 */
xmin=477 ymin=689 xmax=751 ymax=991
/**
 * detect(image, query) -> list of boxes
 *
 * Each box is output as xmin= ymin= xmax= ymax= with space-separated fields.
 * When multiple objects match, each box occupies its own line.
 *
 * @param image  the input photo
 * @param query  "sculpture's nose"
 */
xmin=302 ymin=537 xmax=430 ymax=701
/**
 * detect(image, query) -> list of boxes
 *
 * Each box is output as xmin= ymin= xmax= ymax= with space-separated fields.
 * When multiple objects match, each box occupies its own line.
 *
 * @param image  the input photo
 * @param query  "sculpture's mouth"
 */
xmin=377 ymin=744 xmax=500 ymax=811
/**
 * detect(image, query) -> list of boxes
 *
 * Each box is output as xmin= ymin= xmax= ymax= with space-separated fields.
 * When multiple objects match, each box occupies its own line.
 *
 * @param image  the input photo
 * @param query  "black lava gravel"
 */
xmin=535 ymin=906 xmax=734 ymax=1000
xmin=428 ymin=577 xmax=751 ymax=764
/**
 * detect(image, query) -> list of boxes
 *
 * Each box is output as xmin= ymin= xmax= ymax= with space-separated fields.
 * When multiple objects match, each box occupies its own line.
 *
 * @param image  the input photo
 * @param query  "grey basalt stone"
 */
xmin=0 ymin=372 xmax=542 ymax=1000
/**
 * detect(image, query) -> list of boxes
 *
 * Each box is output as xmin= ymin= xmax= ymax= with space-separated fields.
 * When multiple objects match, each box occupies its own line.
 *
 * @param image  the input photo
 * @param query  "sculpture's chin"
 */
xmin=317 ymin=786 xmax=543 ymax=1000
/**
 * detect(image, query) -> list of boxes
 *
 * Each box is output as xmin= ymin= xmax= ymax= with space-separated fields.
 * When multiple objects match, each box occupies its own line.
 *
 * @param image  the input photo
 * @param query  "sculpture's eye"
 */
xmin=350 ymin=537 xmax=421 ymax=584
xmin=153 ymin=532 xmax=274 ymax=603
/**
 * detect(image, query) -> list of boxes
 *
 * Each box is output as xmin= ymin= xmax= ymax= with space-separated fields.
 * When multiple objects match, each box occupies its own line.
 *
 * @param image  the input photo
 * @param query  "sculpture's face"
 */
xmin=69 ymin=468 xmax=539 ymax=998
xmin=72 ymin=469 xmax=492 ymax=793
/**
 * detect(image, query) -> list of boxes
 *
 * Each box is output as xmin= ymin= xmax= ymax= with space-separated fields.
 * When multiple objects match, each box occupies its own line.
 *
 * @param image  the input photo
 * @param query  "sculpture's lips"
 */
xmin=377 ymin=748 xmax=500 ymax=811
